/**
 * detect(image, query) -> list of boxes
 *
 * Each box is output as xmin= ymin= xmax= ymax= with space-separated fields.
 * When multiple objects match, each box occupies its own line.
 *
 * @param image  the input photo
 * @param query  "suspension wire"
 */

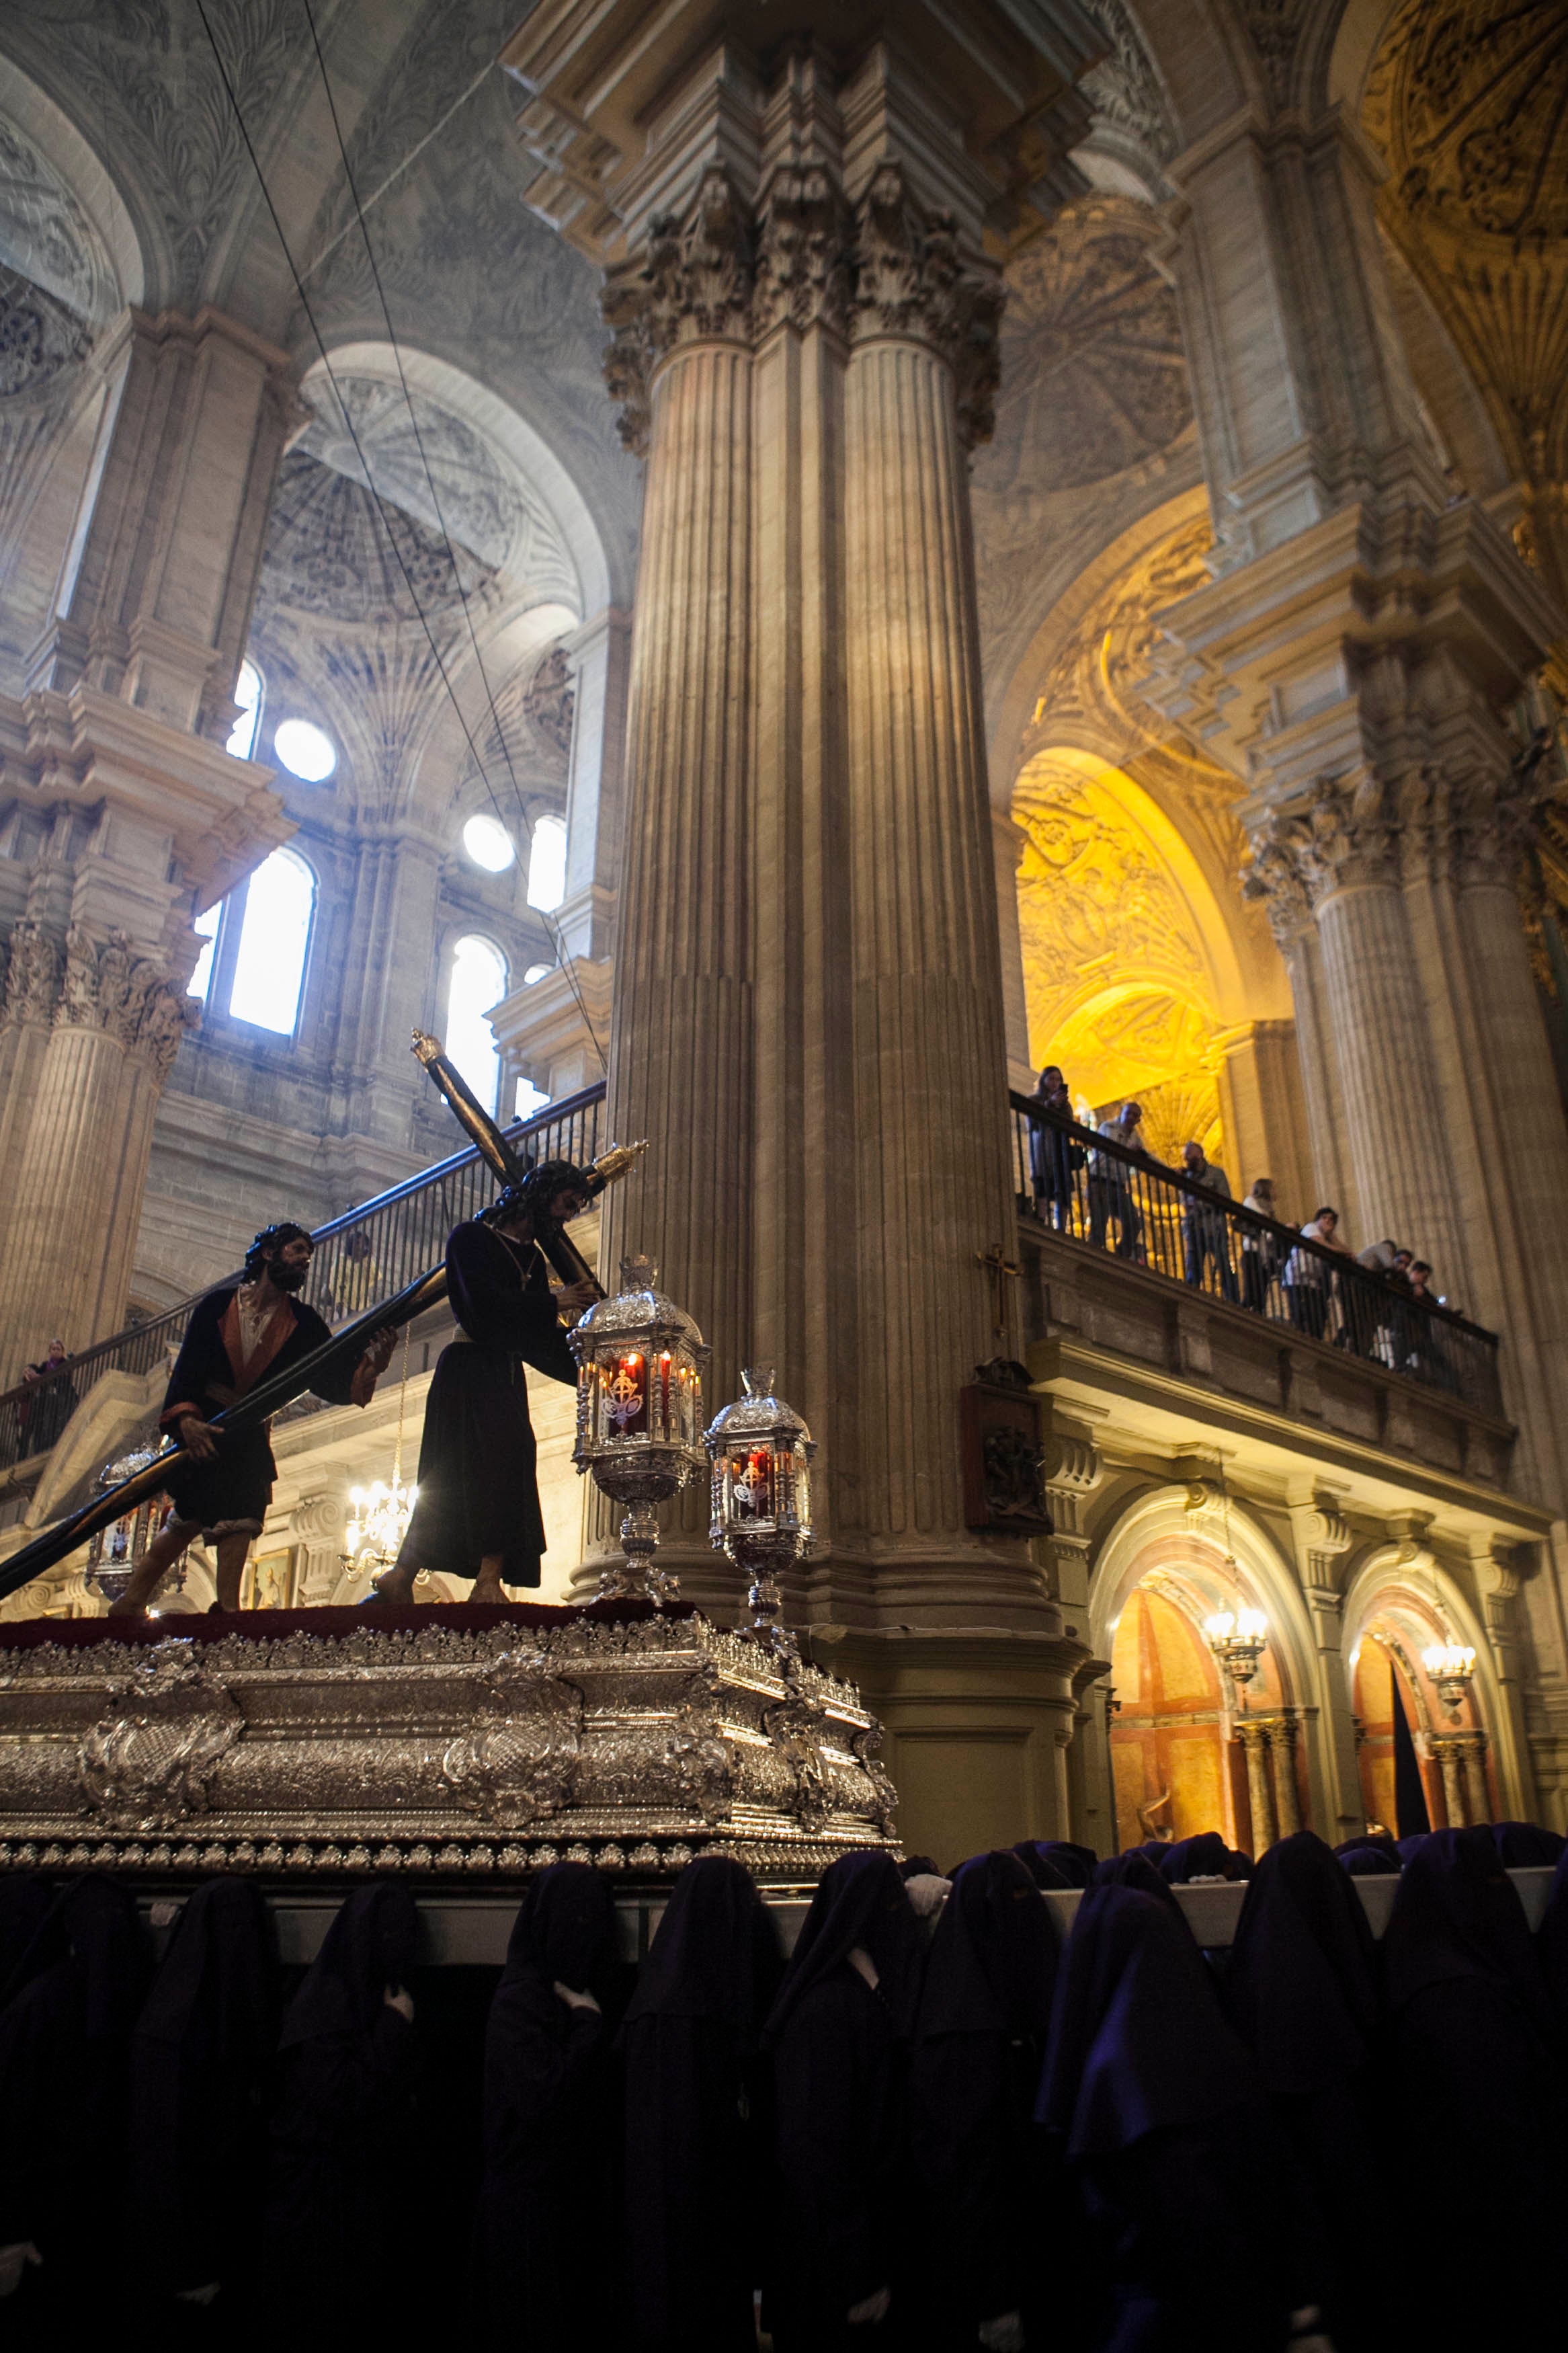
xmin=192 ymin=0 xmax=608 ymax=1090
xmin=296 ymin=56 xmax=494 ymax=286
xmin=296 ymin=0 xmax=607 ymax=1074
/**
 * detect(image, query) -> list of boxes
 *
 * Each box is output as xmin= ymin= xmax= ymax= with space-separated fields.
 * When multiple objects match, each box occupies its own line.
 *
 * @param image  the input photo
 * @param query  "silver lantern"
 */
xmin=569 ymin=1254 xmax=707 ymax=1603
xmin=704 ymin=1366 xmax=815 ymax=1650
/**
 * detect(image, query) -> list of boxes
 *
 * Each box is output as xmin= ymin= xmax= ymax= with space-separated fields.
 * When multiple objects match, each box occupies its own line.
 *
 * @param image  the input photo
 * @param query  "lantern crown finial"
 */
xmin=741 ymin=1365 xmax=776 ymax=1398
xmin=620 ymin=1252 xmax=657 ymax=1291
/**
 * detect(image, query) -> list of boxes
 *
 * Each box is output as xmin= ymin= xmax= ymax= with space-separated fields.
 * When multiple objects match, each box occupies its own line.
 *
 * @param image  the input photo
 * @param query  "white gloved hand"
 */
xmin=979 ymin=2312 xmax=1025 ymax=2352
xmin=175 ymin=2282 xmax=222 ymax=2307
xmin=903 ymin=1873 xmax=952 ymax=1920
xmin=384 ymin=1985 xmax=415 ymax=2022
xmin=0 ymin=2243 xmax=40 ymax=2300
xmin=848 ymin=2286 xmax=891 ymax=2325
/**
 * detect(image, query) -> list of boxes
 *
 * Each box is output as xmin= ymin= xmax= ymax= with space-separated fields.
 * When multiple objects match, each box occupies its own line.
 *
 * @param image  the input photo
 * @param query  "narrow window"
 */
xmin=226 ymin=659 xmax=263 ymax=760
xmin=526 ymin=813 xmax=567 ymax=912
xmin=229 ymin=847 xmax=316 ymax=1035
xmin=446 ymin=934 xmax=508 ymax=1114
xmin=513 ymin=1076 xmax=552 ymax=1121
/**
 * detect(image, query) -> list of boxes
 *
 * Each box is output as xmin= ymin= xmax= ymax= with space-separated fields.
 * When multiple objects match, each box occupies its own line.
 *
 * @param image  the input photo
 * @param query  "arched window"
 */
xmin=229 ymin=847 xmax=316 ymax=1035
xmin=526 ymin=813 xmax=567 ymax=912
xmin=226 ymin=659 xmax=263 ymax=760
xmin=446 ymin=934 xmax=508 ymax=1114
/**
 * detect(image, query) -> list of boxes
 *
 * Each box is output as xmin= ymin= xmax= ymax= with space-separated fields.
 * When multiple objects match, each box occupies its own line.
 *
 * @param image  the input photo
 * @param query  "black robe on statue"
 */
xmin=403 ymin=1221 xmax=578 ymax=1586
xmin=620 ymin=1856 xmax=783 ymax=2352
xmin=479 ymin=1864 xmax=624 ymax=2344
xmin=763 ymin=1852 xmax=923 ymax=2353
xmin=261 ymin=1885 xmax=419 ymax=2340
xmin=907 ymin=1852 xmax=1059 ymax=2349
xmin=128 ymin=1878 xmax=278 ymax=2305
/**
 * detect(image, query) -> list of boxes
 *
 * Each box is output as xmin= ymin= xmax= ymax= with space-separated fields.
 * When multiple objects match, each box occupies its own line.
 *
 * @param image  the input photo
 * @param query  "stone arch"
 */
xmin=1089 ymin=1481 xmax=1324 ymax=1849
xmin=0 ymin=53 xmax=144 ymax=318
xmin=1342 ymin=1546 xmax=1524 ymax=1819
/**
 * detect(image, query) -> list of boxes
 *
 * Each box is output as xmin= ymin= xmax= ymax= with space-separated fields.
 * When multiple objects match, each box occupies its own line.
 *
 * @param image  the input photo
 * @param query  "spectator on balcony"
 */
xmin=1179 ymin=1141 xmax=1238 ymax=1302
xmin=1352 ymin=1240 xmax=1413 ymax=1363
xmin=1402 ymin=1261 xmax=1456 ymax=1391
xmin=1239 ymin=1180 xmax=1282 ymax=1314
xmin=1029 ymin=1064 xmax=1081 ymax=1231
xmin=18 ymin=1338 xmax=77 ymax=1455
xmin=1282 ymin=1207 xmax=1348 ymax=1342
xmin=1088 ymin=1102 xmax=1147 ymax=1260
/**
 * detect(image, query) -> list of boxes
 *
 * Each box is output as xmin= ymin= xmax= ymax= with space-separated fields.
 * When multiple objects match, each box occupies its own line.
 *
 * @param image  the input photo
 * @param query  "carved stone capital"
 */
xmin=850 ymin=162 xmax=1003 ymax=446
xmin=1 ymin=918 xmax=60 ymax=1028
xmin=1243 ymin=773 xmax=1400 ymax=928
xmin=602 ymin=164 xmax=755 ymax=456
xmin=42 ymin=921 xmax=195 ymax=1076
xmin=752 ymin=161 xmax=853 ymax=342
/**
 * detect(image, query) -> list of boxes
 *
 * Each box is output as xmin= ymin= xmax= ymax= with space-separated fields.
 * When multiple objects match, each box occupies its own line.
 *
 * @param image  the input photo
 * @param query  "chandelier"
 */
xmin=341 ymin=1476 xmax=417 ymax=1572
xmin=1422 ymin=1640 xmax=1477 ymax=1718
xmin=1204 ymin=1605 xmax=1269 ymax=1691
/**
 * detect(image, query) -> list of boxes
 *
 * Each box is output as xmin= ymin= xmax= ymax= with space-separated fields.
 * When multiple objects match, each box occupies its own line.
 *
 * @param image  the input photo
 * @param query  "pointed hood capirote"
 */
xmin=1382 ymin=1825 xmax=1555 ymax=2038
xmin=1014 ymin=1838 xmax=1098 ymax=1888
xmin=764 ymin=1850 xmax=922 ymax=2042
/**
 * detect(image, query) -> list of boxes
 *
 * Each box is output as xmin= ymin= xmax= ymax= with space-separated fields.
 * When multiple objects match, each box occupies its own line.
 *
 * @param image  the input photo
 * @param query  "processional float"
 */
xmin=0 ymin=1030 xmax=898 ymax=1880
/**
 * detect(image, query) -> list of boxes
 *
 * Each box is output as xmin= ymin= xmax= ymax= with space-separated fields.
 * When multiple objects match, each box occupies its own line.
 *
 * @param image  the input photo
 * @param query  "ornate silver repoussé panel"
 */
xmin=0 ymin=1613 xmax=898 ymax=1879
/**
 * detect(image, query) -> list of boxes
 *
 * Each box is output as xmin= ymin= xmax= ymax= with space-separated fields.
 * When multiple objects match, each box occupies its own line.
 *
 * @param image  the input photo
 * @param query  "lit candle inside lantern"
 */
xmin=605 ymin=1351 xmax=647 ymax=1435
xmin=734 ymin=1445 xmax=774 ymax=1520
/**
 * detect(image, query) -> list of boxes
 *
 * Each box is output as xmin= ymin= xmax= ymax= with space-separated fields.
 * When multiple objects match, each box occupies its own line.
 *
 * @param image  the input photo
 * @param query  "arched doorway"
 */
xmin=1352 ymin=1596 xmax=1495 ymax=1832
xmin=1108 ymin=1544 xmax=1303 ymax=1857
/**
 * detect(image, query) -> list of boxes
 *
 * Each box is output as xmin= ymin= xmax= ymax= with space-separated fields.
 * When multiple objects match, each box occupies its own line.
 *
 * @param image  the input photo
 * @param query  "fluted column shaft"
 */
xmin=1315 ymin=879 xmax=1465 ymax=1275
xmin=1435 ymin=1739 xmax=1467 ymax=1829
xmin=600 ymin=339 xmax=753 ymax=1563
xmin=1238 ymin=1718 xmax=1277 ymax=1854
xmin=1460 ymin=1734 xmax=1490 ymax=1826
xmin=841 ymin=331 xmax=1016 ymax=1566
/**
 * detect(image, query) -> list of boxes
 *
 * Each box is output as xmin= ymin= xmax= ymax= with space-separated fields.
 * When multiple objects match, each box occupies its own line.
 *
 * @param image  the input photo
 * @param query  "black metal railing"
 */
xmin=0 ymin=1083 xmax=608 ymax=1473
xmin=1009 ymin=1094 xmax=1503 ymax=1417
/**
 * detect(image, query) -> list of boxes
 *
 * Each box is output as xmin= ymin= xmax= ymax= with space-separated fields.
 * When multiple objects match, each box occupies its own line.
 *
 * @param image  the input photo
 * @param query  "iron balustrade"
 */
xmin=0 ymin=1082 xmax=608 ymax=1473
xmin=1010 ymin=1092 xmax=1503 ymax=1419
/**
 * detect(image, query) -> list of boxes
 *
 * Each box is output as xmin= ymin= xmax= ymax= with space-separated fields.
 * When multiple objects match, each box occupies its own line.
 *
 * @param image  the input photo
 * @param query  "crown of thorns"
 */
xmin=244 ymin=1221 xmax=313 ymax=1277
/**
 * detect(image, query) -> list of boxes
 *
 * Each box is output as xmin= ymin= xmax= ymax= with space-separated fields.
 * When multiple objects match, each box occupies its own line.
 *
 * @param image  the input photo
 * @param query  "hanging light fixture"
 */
xmin=1203 ymin=1605 xmax=1270 ymax=1691
xmin=341 ymin=1328 xmax=417 ymax=1574
xmin=1422 ymin=1640 xmax=1477 ymax=1718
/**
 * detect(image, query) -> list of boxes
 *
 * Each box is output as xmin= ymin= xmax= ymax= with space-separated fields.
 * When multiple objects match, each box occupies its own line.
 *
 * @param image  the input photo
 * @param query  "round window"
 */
xmin=273 ymin=717 xmax=337 ymax=782
xmin=463 ymin=813 xmax=516 ymax=873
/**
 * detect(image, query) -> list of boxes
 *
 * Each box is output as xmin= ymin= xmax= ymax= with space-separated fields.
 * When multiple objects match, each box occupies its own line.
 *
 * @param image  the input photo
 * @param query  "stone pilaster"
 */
xmin=1236 ymin=1715 xmax=1276 ymax=1853
xmin=1286 ymin=1485 xmax=1358 ymax=1836
xmin=28 ymin=307 xmax=295 ymax=741
xmin=0 ymin=688 xmax=290 ymax=1382
xmin=1265 ymin=1714 xmax=1302 ymax=1836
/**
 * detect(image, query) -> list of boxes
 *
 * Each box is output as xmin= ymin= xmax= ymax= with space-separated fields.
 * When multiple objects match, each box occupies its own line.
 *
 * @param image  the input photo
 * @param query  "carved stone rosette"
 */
xmin=602 ymin=157 xmax=1001 ymax=460
xmin=0 ymin=1612 xmax=899 ymax=1878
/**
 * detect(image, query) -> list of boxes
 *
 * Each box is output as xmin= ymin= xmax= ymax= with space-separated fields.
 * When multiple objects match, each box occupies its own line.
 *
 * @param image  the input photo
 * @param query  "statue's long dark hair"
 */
xmin=244 ymin=1222 xmax=312 ymax=1279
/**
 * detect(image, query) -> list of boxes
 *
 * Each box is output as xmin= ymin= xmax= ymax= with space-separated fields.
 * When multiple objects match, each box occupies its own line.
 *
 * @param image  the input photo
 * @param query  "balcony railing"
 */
xmin=1009 ymin=1094 xmax=1503 ymax=1419
xmin=0 ymin=1083 xmax=608 ymax=1474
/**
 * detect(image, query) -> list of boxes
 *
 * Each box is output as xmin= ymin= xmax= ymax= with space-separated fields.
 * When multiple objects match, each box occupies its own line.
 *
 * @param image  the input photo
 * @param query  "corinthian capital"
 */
xmin=850 ymin=163 xmax=1003 ymax=448
xmin=601 ymin=165 xmax=755 ymax=457
xmin=751 ymin=163 xmax=853 ymax=340
xmin=1242 ymin=774 xmax=1399 ymax=930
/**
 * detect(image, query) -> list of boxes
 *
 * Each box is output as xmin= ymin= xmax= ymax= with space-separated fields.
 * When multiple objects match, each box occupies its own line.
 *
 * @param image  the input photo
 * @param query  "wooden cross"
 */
xmin=975 ymin=1242 xmax=1021 ymax=1337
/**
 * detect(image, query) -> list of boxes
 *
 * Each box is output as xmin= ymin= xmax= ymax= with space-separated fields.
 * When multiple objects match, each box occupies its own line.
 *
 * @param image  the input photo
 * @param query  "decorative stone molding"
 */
xmin=46 ymin=923 xmax=197 ymax=1074
xmin=752 ymin=163 xmax=854 ymax=342
xmin=1 ymin=917 xmax=59 ymax=1027
xmin=522 ymin=645 xmax=576 ymax=767
xmin=601 ymin=157 xmax=1002 ymax=456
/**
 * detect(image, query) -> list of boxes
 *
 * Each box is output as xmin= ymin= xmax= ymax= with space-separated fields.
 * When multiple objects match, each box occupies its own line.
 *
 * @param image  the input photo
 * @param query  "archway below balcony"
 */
xmin=1097 ymin=1503 xmax=1313 ymax=1859
xmin=1345 ymin=1568 xmax=1497 ymax=1832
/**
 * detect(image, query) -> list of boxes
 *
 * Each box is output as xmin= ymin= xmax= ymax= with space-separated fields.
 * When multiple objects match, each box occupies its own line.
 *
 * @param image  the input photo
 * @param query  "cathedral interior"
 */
xmin=1 ymin=0 xmax=1568 ymax=2338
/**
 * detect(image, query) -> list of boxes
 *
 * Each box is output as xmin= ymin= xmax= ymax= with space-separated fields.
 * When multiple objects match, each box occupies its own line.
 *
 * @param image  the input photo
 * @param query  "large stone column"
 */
xmin=502 ymin=7 xmax=1106 ymax=1853
xmin=0 ymin=304 xmax=294 ymax=1381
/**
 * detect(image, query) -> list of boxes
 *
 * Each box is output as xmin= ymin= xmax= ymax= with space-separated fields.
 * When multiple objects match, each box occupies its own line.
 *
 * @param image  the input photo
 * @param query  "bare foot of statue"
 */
xmin=365 ymin=1562 xmax=418 ymax=1605
xmin=470 ymin=1554 xmax=507 ymax=1607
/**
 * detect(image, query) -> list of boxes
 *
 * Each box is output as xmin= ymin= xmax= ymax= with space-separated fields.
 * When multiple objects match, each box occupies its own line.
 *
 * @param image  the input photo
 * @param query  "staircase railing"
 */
xmin=0 ymin=1082 xmax=608 ymax=1473
xmin=1010 ymin=1093 xmax=1503 ymax=1419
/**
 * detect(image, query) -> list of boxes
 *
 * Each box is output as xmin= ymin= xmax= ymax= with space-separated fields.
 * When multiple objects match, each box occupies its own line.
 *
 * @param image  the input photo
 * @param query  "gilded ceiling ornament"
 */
xmin=1024 ymin=510 xmax=1214 ymax=761
xmin=1363 ymin=0 xmax=1568 ymax=612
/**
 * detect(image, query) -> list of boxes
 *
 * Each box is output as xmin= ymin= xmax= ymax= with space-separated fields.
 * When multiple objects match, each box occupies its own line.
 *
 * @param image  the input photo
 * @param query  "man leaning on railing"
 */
xmin=1088 ymin=1103 xmax=1147 ymax=1261
xmin=1178 ymin=1142 xmax=1239 ymax=1304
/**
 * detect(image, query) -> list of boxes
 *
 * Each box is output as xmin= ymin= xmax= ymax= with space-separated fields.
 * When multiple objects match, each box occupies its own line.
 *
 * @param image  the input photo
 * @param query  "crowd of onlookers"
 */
xmin=1027 ymin=1067 xmax=1454 ymax=1378
xmin=1 ymin=1816 xmax=1565 ymax=2347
